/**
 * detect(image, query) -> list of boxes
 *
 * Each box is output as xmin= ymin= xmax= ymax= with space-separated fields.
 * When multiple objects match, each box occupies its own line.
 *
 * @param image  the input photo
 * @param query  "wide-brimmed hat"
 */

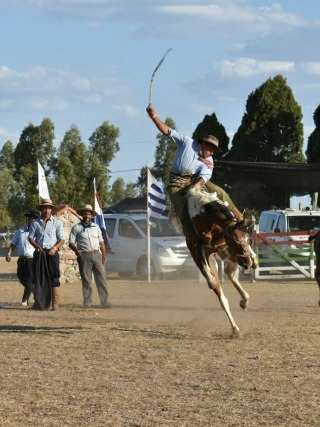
xmin=199 ymin=134 xmax=222 ymax=153
xmin=76 ymin=204 xmax=98 ymax=217
xmin=36 ymin=198 xmax=57 ymax=210
xmin=24 ymin=210 xmax=40 ymax=219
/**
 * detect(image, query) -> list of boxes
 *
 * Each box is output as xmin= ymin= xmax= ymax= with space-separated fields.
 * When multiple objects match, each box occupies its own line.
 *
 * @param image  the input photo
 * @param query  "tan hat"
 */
xmin=199 ymin=134 xmax=222 ymax=153
xmin=36 ymin=198 xmax=57 ymax=210
xmin=77 ymin=204 xmax=98 ymax=217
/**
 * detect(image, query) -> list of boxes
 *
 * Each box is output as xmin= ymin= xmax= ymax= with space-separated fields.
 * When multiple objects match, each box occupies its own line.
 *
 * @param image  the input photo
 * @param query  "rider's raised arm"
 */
xmin=146 ymin=105 xmax=170 ymax=136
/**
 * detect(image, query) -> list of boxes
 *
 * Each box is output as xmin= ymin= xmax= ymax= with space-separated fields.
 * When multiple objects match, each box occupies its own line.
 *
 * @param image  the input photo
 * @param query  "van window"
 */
xmin=105 ymin=218 xmax=116 ymax=238
xmin=119 ymin=219 xmax=142 ymax=239
xmin=287 ymin=216 xmax=320 ymax=232
xmin=135 ymin=218 xmax=182 ymax=237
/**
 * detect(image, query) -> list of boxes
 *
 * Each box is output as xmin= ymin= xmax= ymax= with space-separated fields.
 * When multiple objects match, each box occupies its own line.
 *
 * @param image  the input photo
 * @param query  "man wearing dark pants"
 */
xmin=28 ymin=199 xmax=65 ymax=311
xmin=69 ymin=204 xmax=111 ymax=309
xmin=6 ymin=210 xmax=39 ymax=306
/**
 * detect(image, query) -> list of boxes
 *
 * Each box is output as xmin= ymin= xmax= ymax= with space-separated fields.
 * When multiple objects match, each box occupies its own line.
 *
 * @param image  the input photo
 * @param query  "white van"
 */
xmin=258 ymin=209 xmax=320 ymax=234
xmin=103 ymin=213 xmax=194 ymax=278
xmin=258 ymin=208 xmax=320 ymax=254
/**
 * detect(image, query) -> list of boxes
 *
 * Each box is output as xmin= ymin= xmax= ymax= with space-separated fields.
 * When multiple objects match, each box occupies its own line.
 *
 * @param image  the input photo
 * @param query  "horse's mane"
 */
xmin=188 ymin=187 xmax=231 ymax=219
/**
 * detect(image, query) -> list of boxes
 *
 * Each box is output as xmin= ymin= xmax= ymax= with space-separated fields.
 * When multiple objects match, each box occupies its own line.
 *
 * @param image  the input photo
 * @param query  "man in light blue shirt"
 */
xmin=146 ymin=104 xmax=243 ymax=235
xmin=6 ymin=210 xmax=39 ymax=306
xmin=29 ymin=199 xmax=65 ymax=310
xmin=69 ymin=204 xmax=110 ymax=309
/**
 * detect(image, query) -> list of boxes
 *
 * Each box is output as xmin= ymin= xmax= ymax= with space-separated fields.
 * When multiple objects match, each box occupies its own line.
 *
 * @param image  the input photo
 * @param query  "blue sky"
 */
xmin=1 ymin=0 xmax=320 ymax=190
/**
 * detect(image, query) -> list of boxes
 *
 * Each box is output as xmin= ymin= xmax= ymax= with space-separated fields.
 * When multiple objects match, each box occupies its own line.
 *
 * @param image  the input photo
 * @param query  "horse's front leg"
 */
xmin=224 ymin=258 xmax=249 ymax=311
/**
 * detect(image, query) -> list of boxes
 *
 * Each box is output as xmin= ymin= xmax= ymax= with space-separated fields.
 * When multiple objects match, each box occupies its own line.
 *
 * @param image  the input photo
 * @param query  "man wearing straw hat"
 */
xmin=28 ymin=198 xmax=65 ymax=311
xmin=69 ymin=204 xmax=111 ymax=309
xmin=146 ymin=104 xmax=244 ymax=236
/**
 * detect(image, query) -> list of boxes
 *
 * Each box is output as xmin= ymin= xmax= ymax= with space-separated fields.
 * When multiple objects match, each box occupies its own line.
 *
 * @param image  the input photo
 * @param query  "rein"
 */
xmin=225 ymin=221 xmax=251 ymax=258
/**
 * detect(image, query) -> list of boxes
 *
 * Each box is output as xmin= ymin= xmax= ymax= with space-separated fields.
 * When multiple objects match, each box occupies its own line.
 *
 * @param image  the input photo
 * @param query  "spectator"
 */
xmin=69 ymin=204 xmax=111 ymax=309
xmin=28 ymin=199 xmax=65 ymax=311
xmin=6 ymin=210 xmax=39 ymax=306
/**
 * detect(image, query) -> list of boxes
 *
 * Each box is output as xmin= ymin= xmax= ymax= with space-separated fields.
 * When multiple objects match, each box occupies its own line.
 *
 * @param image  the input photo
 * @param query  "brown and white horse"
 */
xmin=186 ymin=187 xmax=259 ymax=338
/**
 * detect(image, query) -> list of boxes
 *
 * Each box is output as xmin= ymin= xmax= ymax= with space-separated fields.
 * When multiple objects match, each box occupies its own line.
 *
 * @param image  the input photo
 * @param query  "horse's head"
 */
xmin=224 ymin=220 xmax=254 ymax=269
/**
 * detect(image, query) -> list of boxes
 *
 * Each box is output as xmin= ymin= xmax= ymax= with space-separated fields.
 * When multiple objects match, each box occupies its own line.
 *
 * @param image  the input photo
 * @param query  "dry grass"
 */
xmin=0 ymin=256 xmax=319 ymax=426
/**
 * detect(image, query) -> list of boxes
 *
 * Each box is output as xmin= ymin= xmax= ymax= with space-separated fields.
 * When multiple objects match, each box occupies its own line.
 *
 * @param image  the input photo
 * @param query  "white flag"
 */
xmin=38 ymin=160 xmax=50 ymax=199
xmin=147 ymin=169 xmax=167 ymax=227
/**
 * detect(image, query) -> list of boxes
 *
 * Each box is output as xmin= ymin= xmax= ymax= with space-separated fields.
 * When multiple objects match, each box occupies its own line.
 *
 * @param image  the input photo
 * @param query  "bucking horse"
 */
xmin=186 ymin=187 xmax=259 ymax=338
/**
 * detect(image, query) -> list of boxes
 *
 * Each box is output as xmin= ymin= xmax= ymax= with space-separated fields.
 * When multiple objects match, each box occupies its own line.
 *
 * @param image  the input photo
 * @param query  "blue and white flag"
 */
xmin=94 ymin=185 xmax=114 ymax=254
xmin=147 ymin=169 xmax=167 ymax=227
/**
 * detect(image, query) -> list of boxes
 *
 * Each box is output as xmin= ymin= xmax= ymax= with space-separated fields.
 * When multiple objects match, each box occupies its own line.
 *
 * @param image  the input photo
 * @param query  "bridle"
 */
xmin=224 ymin=220 xmax=252 ymax=260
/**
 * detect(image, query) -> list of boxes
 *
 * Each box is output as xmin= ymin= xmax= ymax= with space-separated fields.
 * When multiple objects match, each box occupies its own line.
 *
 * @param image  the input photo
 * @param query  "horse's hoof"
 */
xmin=230 ymin=329 xmax=242 ymax=339
xmin=240 ymin=300 xmax=249 ymax=311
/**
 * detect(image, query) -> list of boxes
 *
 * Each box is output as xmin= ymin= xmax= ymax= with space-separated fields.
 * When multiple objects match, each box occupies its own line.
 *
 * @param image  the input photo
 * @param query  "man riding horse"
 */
xmin=147 ymin=104 xmax=258 ymax=337
xmin=146 ymin=104 xmax=244 ymax=239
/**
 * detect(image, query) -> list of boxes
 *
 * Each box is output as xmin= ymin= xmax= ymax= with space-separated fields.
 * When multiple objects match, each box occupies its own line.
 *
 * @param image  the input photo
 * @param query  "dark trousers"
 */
xmin=33 ymin=251 xmax=60 ymax=311
xmin=17 ymin=257 xmax=34 ymax=303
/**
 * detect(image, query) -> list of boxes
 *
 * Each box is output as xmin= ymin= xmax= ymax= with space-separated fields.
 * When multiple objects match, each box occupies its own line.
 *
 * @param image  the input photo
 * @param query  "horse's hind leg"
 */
xmin=225 ymin=260 xmax=249 ymax=311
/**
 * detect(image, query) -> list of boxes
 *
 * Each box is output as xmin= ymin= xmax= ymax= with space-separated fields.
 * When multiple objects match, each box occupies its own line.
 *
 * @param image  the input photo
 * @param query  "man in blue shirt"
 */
xmin=146 ymin=104 xmax=243 ymax=235
xmin=6 ymin=210 xmax=39 ymax=306
xmin=29 ymin=199 xmax=65 ymax=311
xmin=69 ymin=204 xmax=110 ymax=309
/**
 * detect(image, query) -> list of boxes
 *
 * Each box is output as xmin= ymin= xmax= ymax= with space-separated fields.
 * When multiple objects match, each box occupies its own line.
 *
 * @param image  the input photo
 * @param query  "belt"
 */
xmin=169 ymin=172 xmax=194 ymax=185
xmin=83 ymin=250 xmax=100 ymax=254
xmin=20 ymin=256 xmax=33 ymax=259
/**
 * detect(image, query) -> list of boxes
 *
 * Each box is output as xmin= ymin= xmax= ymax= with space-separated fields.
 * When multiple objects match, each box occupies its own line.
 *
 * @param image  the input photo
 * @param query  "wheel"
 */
xmin=136 ymin=256 xmax=156 ymax=279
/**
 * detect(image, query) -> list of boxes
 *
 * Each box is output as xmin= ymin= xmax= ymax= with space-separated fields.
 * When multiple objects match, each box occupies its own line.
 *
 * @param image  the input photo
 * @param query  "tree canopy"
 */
xmin=227 ymin=75 xmax=305 ymax=163
xmin=306 ymin=104 xmax=320 ymax=163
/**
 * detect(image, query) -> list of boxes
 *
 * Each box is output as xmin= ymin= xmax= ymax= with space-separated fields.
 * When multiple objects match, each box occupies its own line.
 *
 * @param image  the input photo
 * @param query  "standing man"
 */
xmin=69 ymin=204 xmax=111 ymax=309
xmin=28 ymin=199 xmax=65 ymax=311
xmin=6 ymin=210 xmax=39 ymax=306
xmin=146 ymin=104 xmax=244 ymax=237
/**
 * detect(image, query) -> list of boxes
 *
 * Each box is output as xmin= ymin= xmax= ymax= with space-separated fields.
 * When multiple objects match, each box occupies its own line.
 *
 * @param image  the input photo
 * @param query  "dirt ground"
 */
xmin=0 ymin=256 xmax=319 ymax=427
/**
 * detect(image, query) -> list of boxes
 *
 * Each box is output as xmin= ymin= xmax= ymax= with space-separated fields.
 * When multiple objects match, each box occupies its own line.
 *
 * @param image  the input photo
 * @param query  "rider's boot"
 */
xmin=231 ymin=207 xmax=244 ymax=221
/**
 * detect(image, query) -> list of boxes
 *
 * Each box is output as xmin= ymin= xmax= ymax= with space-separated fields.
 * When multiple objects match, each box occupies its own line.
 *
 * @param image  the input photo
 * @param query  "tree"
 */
xmin=10 ymin=118 xmax=56 ymax=218
xmin=109 ymin=177 xmax=139 ymax=205
xmin=137 ymin=117 xmax=177 ymax=194
xmin=51 ymin=125 xmax=89 ymax=207
xmin=227 ymin=75 xmax=305 ymax=163
xmin=0 ymin=140 xmax=15 ymax=170
xmin=88 ymin=121 xmax=120 ymax=204
xmin=192 ymin=112 xmax=229 ymax=157
xmin=306 ymin=104 xmax=320 ymax=163
xmin=14 ymin=118 xmax=56 ymax=171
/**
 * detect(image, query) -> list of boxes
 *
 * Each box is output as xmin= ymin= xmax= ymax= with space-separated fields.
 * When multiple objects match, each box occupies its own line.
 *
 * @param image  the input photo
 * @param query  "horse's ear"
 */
xmin=243 ymin=219 xmax=254 ymax=227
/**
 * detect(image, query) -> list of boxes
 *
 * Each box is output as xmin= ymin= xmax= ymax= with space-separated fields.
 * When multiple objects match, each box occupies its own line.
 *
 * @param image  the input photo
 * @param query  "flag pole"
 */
xmin=146 ymin=167 xmax=151 ymax=283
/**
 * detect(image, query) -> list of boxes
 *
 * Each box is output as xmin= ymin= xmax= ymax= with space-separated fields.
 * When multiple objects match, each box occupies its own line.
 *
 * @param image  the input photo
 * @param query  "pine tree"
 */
xmin=227 ymin=75 xmax=305 ymax=163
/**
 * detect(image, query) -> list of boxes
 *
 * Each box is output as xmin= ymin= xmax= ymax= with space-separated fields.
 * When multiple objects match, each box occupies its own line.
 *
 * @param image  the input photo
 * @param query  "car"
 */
xmin=103 ymin=212 xmax=195 ymax=279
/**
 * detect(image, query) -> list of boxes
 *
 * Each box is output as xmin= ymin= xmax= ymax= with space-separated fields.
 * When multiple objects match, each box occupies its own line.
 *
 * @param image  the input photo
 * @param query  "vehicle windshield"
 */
xmin=135 ymin=218 xmax=182 ymax=237
xmin=287 ymin=216 xmax=320 ymax=232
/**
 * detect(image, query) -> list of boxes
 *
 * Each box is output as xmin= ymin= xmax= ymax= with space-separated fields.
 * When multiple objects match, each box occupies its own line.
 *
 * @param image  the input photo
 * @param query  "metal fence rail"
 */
xmin=252 ymin=231 xmax=315 ymax=280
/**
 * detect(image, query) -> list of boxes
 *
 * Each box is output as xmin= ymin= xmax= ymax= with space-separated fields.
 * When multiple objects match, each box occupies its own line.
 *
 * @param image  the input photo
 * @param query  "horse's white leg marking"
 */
xmin=225 ymin=260 xmax=249 ymax=311
xmin=249 ymin=246 xmax=259 ymax=269
xmin=202 ymin=258 xmax=218 ymax=290
xmin=219 ymin=290 xmax=240 ymax=336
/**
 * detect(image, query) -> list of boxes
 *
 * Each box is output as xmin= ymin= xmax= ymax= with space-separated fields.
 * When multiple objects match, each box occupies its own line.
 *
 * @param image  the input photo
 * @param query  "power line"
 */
xmin=109 ymin=168 xmax=142 ymax=173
